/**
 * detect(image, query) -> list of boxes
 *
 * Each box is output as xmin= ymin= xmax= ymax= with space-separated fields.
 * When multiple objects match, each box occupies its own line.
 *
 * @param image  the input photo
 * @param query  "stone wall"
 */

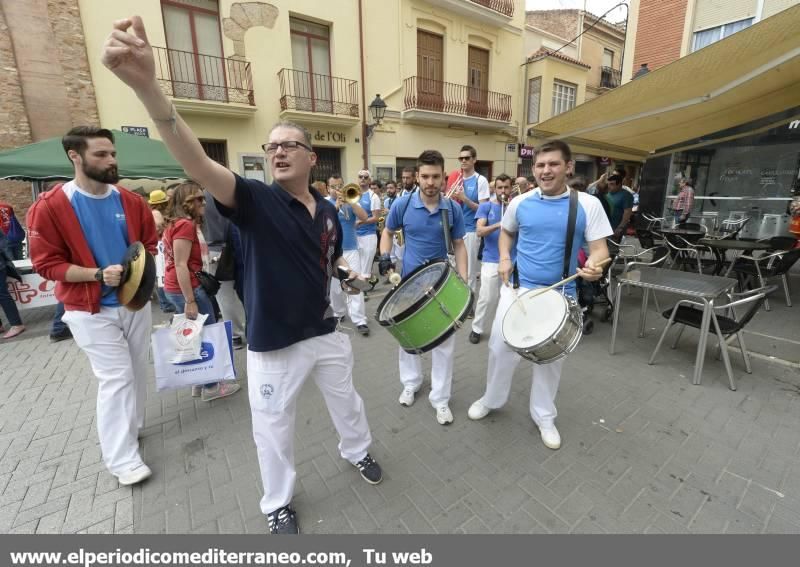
xmin=525 ymin=10 xmax=579 ymax=42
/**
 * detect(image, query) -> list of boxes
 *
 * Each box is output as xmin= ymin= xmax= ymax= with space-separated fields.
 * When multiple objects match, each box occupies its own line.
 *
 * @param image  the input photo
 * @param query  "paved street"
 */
xmin=1 ymin=281 xmax=799 ymax=534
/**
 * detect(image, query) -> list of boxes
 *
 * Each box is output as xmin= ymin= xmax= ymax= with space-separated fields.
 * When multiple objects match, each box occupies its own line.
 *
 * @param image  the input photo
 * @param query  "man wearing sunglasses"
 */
xmin=354 ymin=170 xmax=382 ymax=305
xmin=101 ymin=16 xmax=382 ymax=535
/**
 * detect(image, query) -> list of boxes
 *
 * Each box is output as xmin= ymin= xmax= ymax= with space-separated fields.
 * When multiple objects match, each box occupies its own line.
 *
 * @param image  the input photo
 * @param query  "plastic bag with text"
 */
xmin=167 ymin=313 xmax=208 ymax=363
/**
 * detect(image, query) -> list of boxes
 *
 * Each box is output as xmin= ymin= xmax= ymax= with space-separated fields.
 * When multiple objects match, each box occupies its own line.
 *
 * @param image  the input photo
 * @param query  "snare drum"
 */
xmin=375 ymin=260 xmax=473 ymax=354
xmin=502 ymin=288 xmax=583 ymax=363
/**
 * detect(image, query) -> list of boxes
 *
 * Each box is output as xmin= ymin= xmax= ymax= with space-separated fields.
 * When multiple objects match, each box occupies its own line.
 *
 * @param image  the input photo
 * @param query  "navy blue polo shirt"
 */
xmin=386 ymin=192 xmax=465 ymax=277
xmin=215 ymin=174 xmax=343 ymax=352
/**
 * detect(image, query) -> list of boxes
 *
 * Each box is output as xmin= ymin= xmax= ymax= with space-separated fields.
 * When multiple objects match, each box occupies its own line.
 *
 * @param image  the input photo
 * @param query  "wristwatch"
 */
xmin=94 ymin=268 xmax=104 ymax=284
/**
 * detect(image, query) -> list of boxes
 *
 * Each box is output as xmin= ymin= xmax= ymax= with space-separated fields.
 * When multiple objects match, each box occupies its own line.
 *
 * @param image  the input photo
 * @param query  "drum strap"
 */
xmin=563 ymin=188 xmax=578 ymax=280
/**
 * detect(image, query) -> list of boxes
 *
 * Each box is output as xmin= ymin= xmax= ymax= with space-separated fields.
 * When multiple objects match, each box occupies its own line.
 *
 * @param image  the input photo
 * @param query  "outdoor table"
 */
xmin=610 ymin=267 xmax=737 ymax=385
xmin=697 ymin=238 xmax=772 ymax=276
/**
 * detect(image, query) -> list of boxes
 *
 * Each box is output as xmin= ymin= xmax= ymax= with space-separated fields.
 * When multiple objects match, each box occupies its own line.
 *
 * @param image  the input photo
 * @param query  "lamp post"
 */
xmin=365 ymin=94 xmax=386 ymax=172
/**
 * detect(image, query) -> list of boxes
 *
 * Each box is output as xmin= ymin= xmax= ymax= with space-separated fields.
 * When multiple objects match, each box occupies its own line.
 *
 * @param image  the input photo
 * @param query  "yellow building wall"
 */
xmin=763 ymin=0 xmax=800 ymax=18
xmin=79 ymin=0 xmax=364 ymax=182
xmin=524 ymin=58 xmax=588 ymax=125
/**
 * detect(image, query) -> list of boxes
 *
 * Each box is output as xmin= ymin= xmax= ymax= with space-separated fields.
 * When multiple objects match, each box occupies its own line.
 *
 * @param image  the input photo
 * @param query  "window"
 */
xmin=692 ymin=18 xmax=753 ymax=52
xmin=200 ymin=140 xmax=228 ymax=167
xmin=290 ymin=17 xmax=332 ymax=112
xmin=161 ymin=0 xmax=226 ymax=101
xmin=551 ymin=80 xmax=576 ymax=117
xmin=527 ymin=77 xmax=541 ymax=124
xmin=602 ymin=49 xmax=614 ymax=68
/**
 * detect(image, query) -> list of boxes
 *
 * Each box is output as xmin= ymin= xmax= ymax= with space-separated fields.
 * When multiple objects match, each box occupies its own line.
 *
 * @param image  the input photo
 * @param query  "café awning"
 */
xmin=530 ymin=4 xmax=800 ymax=160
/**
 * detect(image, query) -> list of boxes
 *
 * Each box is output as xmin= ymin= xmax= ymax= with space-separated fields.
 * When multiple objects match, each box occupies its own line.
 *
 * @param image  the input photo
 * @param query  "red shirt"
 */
xmin=162 ymin=218 xmax=203 ymax=292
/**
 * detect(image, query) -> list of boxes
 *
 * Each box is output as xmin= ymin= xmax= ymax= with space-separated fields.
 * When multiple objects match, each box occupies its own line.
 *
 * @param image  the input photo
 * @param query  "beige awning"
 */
xmin=530 ymin=4 xmax=800 ymax=160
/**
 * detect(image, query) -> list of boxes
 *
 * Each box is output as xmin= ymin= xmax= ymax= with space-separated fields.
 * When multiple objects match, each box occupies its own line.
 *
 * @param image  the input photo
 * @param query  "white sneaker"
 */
xmin=468 ymin=400 xmax=491 ymax=420
xmin=436 ymin=405 xmax=454 ymax=425
xmin=539 ymin=424 xmax=561 ymax=450
xmin=116 ymin=463 xmax=152 ymax=486
xmin=398 ymin=387 xmax=418 ymax=406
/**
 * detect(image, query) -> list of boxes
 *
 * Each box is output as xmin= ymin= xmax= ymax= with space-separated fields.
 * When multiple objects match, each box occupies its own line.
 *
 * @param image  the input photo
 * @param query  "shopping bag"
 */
xmin=153 ymin=320 xmax=235 ymax=391
xmin=168 ymin=313 xmax=208 ymax=363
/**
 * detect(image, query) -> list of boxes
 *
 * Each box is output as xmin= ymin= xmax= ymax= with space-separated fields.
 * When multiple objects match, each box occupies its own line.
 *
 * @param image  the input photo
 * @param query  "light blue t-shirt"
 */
xmin=64 ymin=181 xmax=130 ymax=307
xmin=327 ymin=197 xmax=358 ymax=251
xmin=386 ymin=192 xmax=466 ymax=277
xmin=476 ymin=201 xmax=516 ymax=264
xmin=460 ymin=175 xmax=481 ymax=232
xmin=355 ymin=191 xmax=374 ymax=237
xmin=502 ymin=188 xmax=612 ymax=296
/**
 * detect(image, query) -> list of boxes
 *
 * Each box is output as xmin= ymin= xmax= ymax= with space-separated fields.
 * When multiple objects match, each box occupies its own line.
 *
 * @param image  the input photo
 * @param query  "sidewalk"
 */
xmin=0 ymin=281 xmax=798 ymax=534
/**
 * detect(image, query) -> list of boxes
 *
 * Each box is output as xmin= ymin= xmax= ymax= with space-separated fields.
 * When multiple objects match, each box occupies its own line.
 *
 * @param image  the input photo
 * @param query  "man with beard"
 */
xmin=400 ymin=166 xmax=418 ymax=196
xmin=383 ymin=181 xmax=404 ymax=277
xmin=100 ymin=16 xmax=382 ymax=534
xmin=26 ymin=126 xmax=158 ymax=485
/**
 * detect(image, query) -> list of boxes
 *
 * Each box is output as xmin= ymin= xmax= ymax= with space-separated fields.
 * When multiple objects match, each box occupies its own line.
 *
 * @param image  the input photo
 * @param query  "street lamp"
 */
xmin=366 ymin=94 xmax=386 ymax=138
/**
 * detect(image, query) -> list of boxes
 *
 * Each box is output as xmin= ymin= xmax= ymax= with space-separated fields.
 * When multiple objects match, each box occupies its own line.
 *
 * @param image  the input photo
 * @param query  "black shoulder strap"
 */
xmin=563 ymin=188 xmax=578 ymax=279
xmin=398 ymin=192 xmax=414 ymax=230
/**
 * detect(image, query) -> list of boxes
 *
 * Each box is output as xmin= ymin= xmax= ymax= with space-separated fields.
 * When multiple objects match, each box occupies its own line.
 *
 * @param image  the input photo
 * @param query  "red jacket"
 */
xmin=26 ymin=183 xmax=158 ymax=313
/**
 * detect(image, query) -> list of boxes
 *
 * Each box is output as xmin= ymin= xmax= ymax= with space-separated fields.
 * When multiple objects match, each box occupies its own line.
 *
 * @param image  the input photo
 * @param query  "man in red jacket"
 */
xmin=27 ymin=126 xmax=158 ymax=486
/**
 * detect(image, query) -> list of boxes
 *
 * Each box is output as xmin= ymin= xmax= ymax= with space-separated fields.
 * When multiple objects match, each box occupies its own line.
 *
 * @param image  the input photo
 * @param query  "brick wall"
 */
xmin=632 ymin=0 xmax=689 ymax=73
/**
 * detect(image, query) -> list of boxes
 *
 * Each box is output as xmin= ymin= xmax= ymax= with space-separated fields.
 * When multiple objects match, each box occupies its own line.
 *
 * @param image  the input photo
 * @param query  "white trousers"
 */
xmin=248 ymin=332 xmax=372 ymax=514
xmin=217 ymin=280 xmax=246 ymax=339
xmin=398 ymin=334 xmax=455 ymax=407
xmin=390 ymin=235 xmax=405 ymax=272
xmin=62 ymin=304 xmax=151 ymax=475
xmin=356 ymin=233 xmax=378 ymax=279
xmin=472 ymin=261 xmax=500 ymax=335
xmin=329 ymin=249 xmax=367 ymax=326
xmin=481 ymin=285 xmax=563 ymax=427
xmin=463 ymin=231 xmax=480 ymax=292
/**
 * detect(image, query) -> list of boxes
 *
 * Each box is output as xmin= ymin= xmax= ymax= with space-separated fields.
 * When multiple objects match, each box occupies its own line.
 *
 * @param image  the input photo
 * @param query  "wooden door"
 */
xmin=467 ymin=46 xmax=489 ymax=117
xmin=417 ymin=30 xmax=444 ymax=112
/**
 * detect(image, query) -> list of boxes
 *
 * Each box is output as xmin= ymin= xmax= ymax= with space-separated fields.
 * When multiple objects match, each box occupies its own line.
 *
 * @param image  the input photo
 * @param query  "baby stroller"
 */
xmin=576 ymin=244 xmax=618 ymax=334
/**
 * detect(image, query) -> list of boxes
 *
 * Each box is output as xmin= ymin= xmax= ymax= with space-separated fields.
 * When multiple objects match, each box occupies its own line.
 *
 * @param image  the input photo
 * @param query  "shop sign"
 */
xmin=121 ymin=126 xmax=149 ymax=137
xmin=7 ymin=274 xmax=58 ymax=310
xmin=506 ymin=143 xmax=517 ymax=153
xmin=599 ymin=156 xmax=611 ymax=166
xmin=314 ymin=130 xmax=347 ymax=143
xmin=518 ymin=145 xmax=534 ymax=158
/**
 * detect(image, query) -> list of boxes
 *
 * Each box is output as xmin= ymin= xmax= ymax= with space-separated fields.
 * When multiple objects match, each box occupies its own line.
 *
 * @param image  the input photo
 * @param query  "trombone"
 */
xmin=445 ymin=173 xmax=464 ymax=199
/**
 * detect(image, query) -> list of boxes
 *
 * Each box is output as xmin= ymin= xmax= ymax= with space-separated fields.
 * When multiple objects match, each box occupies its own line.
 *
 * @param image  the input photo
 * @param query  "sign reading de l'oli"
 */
xmin=313 ymin=130 xmax=347 ymax=143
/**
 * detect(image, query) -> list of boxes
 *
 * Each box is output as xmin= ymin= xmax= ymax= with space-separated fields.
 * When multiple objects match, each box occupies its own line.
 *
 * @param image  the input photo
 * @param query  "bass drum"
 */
xmin=502 ymin=288 xmax=583 ymax=364
xmin=375 ymin=260 xmax=473 ymax=354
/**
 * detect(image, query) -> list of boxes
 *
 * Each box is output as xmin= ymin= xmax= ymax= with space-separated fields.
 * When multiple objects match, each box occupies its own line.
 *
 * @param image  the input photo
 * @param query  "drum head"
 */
xmin=503 ymin=289 xmax=568 ymax=348
xmin=376 ymin=261 xmax=447 ymax=323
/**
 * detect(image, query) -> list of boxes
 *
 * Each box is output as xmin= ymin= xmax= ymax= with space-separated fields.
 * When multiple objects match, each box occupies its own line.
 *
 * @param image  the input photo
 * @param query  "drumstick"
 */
xmin=523 ymin=257 xmax=612 ymax=302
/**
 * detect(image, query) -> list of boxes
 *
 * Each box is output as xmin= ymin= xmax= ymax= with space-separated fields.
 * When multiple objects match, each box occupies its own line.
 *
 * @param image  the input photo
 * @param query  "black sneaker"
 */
xmin=468 ymin=331 xmax=481 ymax=344
xmin=232 ymin=336 xmax=244 ymax=350
xmin=49 ymin=328 xmax=73 ymax=343
xmin=357 ymin=325 xmax=370 ymax=336
xmin=267 ymin=504 xmax=299 ymax=534
xmin=354 ymin=453 xmax=383 ymax=485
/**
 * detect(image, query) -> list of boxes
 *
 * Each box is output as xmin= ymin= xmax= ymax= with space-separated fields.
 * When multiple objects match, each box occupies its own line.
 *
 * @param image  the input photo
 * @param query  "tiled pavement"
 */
xmin=1 ymin=279 xmax=799 ymax=534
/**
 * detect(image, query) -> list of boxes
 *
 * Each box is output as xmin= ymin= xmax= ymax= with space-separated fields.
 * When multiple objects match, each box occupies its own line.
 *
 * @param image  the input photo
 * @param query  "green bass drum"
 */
xmin=375 ymin=260 xmax=473 ymax=353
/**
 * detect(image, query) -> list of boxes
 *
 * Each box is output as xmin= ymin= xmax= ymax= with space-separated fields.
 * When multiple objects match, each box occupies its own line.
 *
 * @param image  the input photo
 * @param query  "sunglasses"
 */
xmin=262 ymin=140 xmax=313 ymax=154
xmin=185 ymin=195 xmax=206 ymax=205
xmin=458 ymin=156 xmax=473 ymax=161
xmin=358 ymin=174 xmax=370 ymax=179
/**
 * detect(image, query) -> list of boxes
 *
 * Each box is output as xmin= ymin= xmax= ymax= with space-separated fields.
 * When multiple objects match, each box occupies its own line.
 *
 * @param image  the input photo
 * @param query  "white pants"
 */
xmin=398 ymin=334 xmax=455 ymax=407
xmin=463 ymin=231 xmax=480 ymax=292
xmin=356 ymin=233 xmax=378 ymax=279
xmin=472 ymin=261 xmax=500 ymax=335
xmin=217 ymin=280 xmax=246 ymax=340
xmin=481 ymin=285 xmax=563 ymax=427
xmin=248 ymin=332 xmax=372 ymax=514
xmin=62 ymin=304 xmax=151 ymax=475
xmin=390 ymin=235 xmax=405 ymax=275
xmin=330 ymin=249 xmax=367 ymax=326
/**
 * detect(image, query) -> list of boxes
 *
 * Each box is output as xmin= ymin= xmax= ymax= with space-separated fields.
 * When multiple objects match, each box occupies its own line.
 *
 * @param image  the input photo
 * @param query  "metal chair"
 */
xmin=648 ymin=286 xmax=774 ymax=391
xmin=663 ymin=234 xmax=715 ymax=274
xmin=731 ymin=247 xmax=800 ymax=310
xmin=718 ymin=216 xmax=750 ymax=239
xmin=640 ymin=213 xmax=665 ymax=231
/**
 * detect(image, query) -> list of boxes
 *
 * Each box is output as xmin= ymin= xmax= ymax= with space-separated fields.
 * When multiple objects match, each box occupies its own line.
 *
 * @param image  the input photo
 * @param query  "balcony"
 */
xmin=425 ymin=0 xmax=516 ymax=27
xmin=278 ymin=68 xmax=360 ymax=127
xmin=154 ymin=46 xmax=255 ymax=117
xmin=600 ymin=66 xmax=622 ymax=89
xmin=402 ymin=76 xmax=512 ymax=130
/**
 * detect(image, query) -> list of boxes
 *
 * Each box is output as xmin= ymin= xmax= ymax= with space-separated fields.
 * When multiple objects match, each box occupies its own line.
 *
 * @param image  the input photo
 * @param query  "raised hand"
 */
xmin=101 ymin=16 xmax=156 ymax=92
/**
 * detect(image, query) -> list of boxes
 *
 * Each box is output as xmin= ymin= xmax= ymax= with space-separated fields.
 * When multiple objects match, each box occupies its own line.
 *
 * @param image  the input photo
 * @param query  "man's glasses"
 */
xmin=358 ymin=174 xmax=370 ymax=179
xmin=329 ymin=184 xmax=344 ymax=190
xmin=458 ymin=156 xmax=473 ymax=161
xmin=262 ymin=140 xmax=313 ymax=154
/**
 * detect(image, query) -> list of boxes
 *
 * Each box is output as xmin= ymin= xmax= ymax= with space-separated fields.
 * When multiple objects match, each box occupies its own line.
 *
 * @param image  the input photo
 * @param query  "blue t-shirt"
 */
xmin=216 ymin=175 xmax=343 ymax=352
xmin=386 ymin=192 xmax=465 ymax=277
xmin=502 ymin=189 xmax=612 ymax=296
xmin=328 ymin=197 xmax=358 ymax=251
xmin=64 ymin=182 xmax=130 ymax=307
xmin=605 ymin=189 xmax=634 ymax=229
xmin=355 ymin=191 xmax=374 ymax=237
xmin=460 ymin=175 xmax=481 ymax=232
xmin=384 ymin=195 xmax=399 ymax=211
xmin=475 ymin=201 xmax=516 ymax=264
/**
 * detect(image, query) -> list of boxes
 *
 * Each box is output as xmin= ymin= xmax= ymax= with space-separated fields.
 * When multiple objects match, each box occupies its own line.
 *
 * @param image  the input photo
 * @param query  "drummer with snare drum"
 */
xmin=467 ymin=140 xmax=611 ymax=450
xmin=378 ymin=150 xmax=468 ymax=426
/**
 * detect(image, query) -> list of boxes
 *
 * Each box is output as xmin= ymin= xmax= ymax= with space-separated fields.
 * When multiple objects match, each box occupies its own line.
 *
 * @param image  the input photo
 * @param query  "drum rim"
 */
xmin=398 ymin=290 xmax=474 ymax=354
xmin=374 ymin=259 xmax=450 ymax=326
xmin=502 ymin=289 xmax=581 ymax=358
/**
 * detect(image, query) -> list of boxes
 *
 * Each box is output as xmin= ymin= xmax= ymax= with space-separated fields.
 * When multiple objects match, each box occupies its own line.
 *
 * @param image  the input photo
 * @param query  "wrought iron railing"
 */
xmin=403 ymin=76 xmax=512 ymax=122
xmin=278 ymin=68 xmax=359 ymax=117
xmin=600 ymin=66 xmax=622 ymax=89
xmin=468 ymin=0 xmax=514 ymax=17
xmin=154 ymin=46 xmax=254 ymax=105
